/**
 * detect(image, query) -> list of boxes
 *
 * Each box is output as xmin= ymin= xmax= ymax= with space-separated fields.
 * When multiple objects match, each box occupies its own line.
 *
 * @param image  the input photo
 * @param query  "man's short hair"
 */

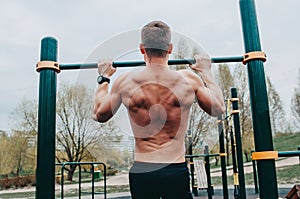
xmin=141 ymin=21 xmax=171 ymax=58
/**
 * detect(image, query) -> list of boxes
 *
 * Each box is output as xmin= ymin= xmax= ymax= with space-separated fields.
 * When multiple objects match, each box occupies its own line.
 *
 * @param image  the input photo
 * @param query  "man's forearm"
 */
xmin=197 ymin=69 xmax=222 ymax=97
xmin=198 ymin=69 xmax=225 ymax=115
xmin=95 ymin=83 xmax=109 ymax=101
xmin=93 ymin=83 xmax=109 ymax=120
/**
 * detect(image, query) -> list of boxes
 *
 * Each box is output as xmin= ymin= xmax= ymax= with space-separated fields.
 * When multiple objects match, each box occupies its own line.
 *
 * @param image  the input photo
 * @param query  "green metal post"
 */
xmin=187 ymin=130 xmax=197 ymax=196
xmin=228 ymin=118 xmax=239 ymax=199
xmin=231 ymin=88 xmax=246 ymax=199
xmin=251 ymin=155 xmax=259 ymax=194
xmin=239 ymin=0 xmax=278 ymax=198
xmin=298 ymin=146 xmax=300 ymax=164
xmin=218 ymin=116 xmax=228 ymax=199
xmin=91 ymin=164 xmax=95 ymax=199
xmin=36 ymin=37 xmax=58 ymax=199
xmin=204 ymin=146 xmax=213 ymax=199
xmin=79 ymin=165 xmax=82 ymax=199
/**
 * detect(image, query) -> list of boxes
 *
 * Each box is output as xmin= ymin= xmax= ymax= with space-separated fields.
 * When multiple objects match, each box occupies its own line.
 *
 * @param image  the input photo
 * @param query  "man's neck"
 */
xmin=146 ymin=56 xmax=168 ymax=66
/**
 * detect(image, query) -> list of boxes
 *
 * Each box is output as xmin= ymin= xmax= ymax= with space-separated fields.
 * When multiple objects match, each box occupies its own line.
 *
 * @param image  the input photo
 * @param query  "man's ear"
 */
xmin=167 ymin=43 xmax=173 ymax=54
xmin=140 ymin=43 xmax=145 ymax=54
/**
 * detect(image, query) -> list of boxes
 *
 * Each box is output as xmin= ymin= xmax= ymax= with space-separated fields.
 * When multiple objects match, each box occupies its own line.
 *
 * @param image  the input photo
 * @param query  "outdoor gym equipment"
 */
xmin=35 ymin=0 xmax=278 ymax=198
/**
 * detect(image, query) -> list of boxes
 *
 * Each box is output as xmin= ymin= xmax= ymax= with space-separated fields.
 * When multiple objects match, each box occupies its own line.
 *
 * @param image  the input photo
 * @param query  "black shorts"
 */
xmin=129 ymin=161 xmax=193 ymax=199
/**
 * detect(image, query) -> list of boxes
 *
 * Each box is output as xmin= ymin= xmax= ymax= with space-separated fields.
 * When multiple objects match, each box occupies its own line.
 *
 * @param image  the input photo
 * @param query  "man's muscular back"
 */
xmin=117 ymin=64 xmax=196 ymax=163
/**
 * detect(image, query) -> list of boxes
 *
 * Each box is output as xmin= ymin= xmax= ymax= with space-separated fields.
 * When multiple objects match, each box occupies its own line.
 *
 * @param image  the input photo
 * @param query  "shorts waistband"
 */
xmin=130 ymin=161 xmax=187 ymax=173
xmin=133 ymin=161 xmax=187 ymax=167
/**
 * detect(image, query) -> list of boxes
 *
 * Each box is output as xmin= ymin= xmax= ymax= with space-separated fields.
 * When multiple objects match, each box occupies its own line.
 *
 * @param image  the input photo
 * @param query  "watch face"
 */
xmin=97 ymin=75 xmax=103 ymax=83
xmin=97 ymin=75 xmax=110 ymax=84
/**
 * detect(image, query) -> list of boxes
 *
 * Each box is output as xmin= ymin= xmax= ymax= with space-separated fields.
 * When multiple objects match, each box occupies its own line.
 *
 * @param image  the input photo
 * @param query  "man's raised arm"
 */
xmin=93 ymin=60 xmax=122 ymax=122
xmin=189 ymin=54 xmax=225 ymax=116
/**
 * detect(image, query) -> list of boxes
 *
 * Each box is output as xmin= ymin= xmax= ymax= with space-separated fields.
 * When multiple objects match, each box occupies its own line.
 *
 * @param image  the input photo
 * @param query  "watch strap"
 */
xmin=97 ymin=75 xmax=110 ymax=84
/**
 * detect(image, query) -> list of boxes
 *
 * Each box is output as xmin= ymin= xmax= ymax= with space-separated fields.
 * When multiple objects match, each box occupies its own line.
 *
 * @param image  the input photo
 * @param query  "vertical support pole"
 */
xmin=187 ymin=130 xmax=197 ymax=196
xmin=239 ymin=0 xmax=278 ymax=198
xmin=204 ymin=146 xmax=213 ymax=199
xmin=218 ymin=116 xmax=229 ymax=199
xmin=231 ymin=88 xmax=246 ymax=199
xmin=298 ymin=146 xmax=300 ymax=164
xmin=92 ymin=164 xmax=95 ymax=199
xmin=103 ymin=163 xmax=107 ymax=199
xmin=61 ymin=165 xmax=65 ymax=199
xmin=251 ymin=150 xmax=259 ymax=194
xmin=79 ymin=165 xmax=82 ymax=199
xmin=36 ymin=37 xmax=58 ymax=199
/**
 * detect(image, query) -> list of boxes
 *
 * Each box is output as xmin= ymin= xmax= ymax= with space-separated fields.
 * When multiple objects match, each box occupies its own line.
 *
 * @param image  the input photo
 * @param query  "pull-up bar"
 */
xmin=58 ymin=56 xmax=244 ymax=70
xmin=37 ymin=51 xmax=266 ymax=72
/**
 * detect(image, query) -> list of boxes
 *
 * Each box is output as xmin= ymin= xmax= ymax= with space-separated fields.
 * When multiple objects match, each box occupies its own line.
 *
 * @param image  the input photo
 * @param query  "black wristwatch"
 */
xmin=97 ymin=75 xmax=110 ymax=84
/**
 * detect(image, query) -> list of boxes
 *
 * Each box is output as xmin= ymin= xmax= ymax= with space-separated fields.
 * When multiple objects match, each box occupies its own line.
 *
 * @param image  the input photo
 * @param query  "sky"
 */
xmin=0 ymin=0 xmax=299 ymax=131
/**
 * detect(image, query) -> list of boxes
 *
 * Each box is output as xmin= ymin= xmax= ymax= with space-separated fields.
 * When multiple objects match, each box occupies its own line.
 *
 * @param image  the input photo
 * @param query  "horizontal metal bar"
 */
xmin=59 ymin=56 xmax=244 ymax=70
xmin=185 ymin=153 xmax=220 ymax=158
xmin=250 ymin=150 xmax=300 ymax=158
xmin=278 ymin=151 xmax=300 ymax=157
xmin=55 ymin=161 xmax=106 ymax=166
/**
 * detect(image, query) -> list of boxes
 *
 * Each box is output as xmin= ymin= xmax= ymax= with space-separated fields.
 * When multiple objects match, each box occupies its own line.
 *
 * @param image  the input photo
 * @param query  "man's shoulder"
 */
xmin=176 ymin=69 xmax=201 ymax=88
xmin=113 ymin=71 xmax=136 ymax=87
xmin=116 ymin=70 xmax=138 ymax=81
xmin=177 ymin=69 xmax=197 ymax=78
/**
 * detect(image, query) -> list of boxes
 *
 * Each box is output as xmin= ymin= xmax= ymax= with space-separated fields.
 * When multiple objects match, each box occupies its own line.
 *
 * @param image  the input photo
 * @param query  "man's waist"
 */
xmin=130 ymin=161 xmax=187 ymax=173
xmin=133 ymin=161 xmax=187 ymax=167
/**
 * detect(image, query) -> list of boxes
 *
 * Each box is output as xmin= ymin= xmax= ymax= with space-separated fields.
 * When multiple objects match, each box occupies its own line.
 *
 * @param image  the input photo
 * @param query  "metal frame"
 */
xmin=58 ymin=56 xmax=244 ymax=70
xmin=231 ymin=88 xmax=246 ymax=199
xmin=35 ymin=0 xmax=278 ymax=198
xmin=186 ymin=152 xmax=220 ymax=199
xmin=239 ymin=0 xmax=278 ymax=198
xmin=252 ymin=149 xmax=300 ymax=194
xmin=55 ymin=162 xmax=107 ymax=199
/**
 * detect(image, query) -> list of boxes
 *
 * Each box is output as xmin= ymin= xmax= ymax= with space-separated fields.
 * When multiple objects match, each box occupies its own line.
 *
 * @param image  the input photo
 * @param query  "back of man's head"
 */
xmin=141 ymin=21 xmax=171 ymax=58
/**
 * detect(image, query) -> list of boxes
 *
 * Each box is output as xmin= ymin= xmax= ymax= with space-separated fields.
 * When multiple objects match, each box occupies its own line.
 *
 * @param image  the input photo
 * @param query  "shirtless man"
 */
xmin=93 ymin=21 xmax=225 ymax=199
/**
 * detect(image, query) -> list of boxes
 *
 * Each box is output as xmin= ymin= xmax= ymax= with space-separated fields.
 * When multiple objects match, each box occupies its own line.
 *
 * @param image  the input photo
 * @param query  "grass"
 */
xmin=207 ymin=133 xmax=300 ymax=186
xmin=207 ymin=133 xmax=300 ymax=169
xmin=273 ymin=133 xmax=300 ymax=151
xmin=211 ymin=164 xmax=300 ymax=186
xmin=0 ymin=191 xmax=35 ymax=199
xmin=62 ymin=185 xmax=130 ymax=197
xmin=276 ymin=164 xmax=300 ymax=184
xmin=0 ymin=184 xmax=130 ymax=198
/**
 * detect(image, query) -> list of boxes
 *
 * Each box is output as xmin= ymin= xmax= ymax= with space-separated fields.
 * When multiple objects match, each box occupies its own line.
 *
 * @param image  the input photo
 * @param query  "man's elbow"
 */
xmin=218 ymin=105 xmax=226 ymax=116
xmin=211 ymin=104 xmax=226 ymax=117
xmin=93 ymin=112 xmax=111 ymax=123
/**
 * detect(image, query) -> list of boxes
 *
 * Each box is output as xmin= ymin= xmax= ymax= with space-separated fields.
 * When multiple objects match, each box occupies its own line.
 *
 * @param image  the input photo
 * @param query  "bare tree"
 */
xmin=8 ymin=98 xmax=38 ymax=176
xmin=56 ymin=83 xmax=116 ymax=181
xmin=0 ymin=132 xmax=12 ymax=177
xmin=216 ymin=64 xmax=234 ymax=100
xmin=9 ymin=84 xmax=120 ymax=181
xmin=0 ymin=130 xmax=35 ymax=177
xmin=233 ymin=64 xmax=253 ymax=162
xmin=9 ymin=97 xmax=38 ymax=133
xmin=9 ymin=131 xmax=30 ymax=176
xmin=216 ymin=64 xmax=234 ymax=165
xmin=291 ymin=69 xmax=300 ymax=131
xmin=188 ymin=102 xmax=212 ymax=150
xmin=266 ymin=76 xmax=286 ymax=134
xmin=173 ymin=37 xmax=190 ymax=70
